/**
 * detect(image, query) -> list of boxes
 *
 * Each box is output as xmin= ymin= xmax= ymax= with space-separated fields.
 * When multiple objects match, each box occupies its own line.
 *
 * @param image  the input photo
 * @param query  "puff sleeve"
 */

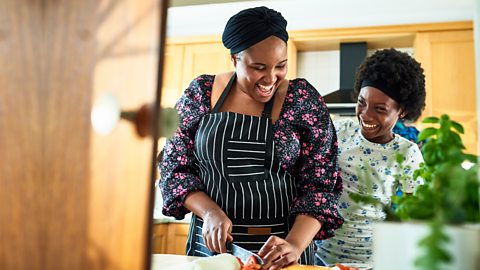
xmin=286 ymin=79 xmax=344 ymax=239
xmin=159 ymin=75 xmax=213 ymax=220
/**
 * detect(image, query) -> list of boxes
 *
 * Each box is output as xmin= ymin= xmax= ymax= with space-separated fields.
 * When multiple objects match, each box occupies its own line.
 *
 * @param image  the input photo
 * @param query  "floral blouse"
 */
xmin=160 ymin=74 xmax=344 ymax=239
xmin=317 ymin=118 xmax=424 ymax=264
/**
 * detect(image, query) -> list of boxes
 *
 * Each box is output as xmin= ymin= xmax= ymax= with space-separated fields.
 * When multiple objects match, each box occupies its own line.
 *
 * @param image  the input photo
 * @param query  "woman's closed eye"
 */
xmin=251 ymin=65 xmax=265 ymax=71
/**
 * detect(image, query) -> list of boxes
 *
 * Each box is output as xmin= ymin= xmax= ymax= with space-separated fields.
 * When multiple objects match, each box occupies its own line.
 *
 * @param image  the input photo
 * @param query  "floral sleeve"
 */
xmin=287 ymin=79 xmax=344 ymax=239
xmin=159 ymin=75 xmax=213 ymax=220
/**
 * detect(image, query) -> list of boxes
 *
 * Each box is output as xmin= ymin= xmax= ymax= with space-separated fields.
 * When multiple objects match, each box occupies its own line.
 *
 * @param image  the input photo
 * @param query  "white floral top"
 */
xmin=317 ymin=118 xmax=424 ymax=265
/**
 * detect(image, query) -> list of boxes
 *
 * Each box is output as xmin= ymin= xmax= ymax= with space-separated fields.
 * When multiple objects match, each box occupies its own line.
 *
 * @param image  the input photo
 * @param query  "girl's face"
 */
xmin=232 ymin=36 xmax=288 ymax=103
xmin=356 ymin=86 xmax=404 ymax=144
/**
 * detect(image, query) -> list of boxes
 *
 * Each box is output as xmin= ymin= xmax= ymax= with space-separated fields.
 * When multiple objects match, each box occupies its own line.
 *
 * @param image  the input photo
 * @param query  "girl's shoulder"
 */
xmin=333 ymin=118 xmax=357 ymax=133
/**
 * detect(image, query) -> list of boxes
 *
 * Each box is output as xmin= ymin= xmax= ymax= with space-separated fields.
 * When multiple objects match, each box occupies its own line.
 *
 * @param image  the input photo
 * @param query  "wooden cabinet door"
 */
xmin=161 ymin=45 xmax=185 ymax=108
xmin=415 ymin=30 xmax=477 ymax=154
xmin=182 ymin=43 xmax=234 ymax=89
xmin=165 ymin=223 xmax=191 ymax=255
xmin=152 ymin=224 xmax=169 ymax=254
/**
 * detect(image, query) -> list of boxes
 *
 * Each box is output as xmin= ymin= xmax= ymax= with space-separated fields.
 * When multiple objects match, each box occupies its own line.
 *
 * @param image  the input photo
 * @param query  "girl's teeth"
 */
xmin=363 ymin=122 xmax=377 ymax=128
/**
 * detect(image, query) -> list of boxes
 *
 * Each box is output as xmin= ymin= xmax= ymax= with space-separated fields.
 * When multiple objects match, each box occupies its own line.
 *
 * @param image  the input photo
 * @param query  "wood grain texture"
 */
xmin=415 ymin=30 xmax=477 ymax=154
xmin=0 ymin=0 xmax=48 ymax=269
xmin=0 ymin=0 xmax=163 ymax=269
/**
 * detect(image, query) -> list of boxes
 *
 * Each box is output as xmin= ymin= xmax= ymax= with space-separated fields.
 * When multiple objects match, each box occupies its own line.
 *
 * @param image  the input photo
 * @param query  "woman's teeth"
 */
xmin=257 ymin=84 xmax=274 ymax=96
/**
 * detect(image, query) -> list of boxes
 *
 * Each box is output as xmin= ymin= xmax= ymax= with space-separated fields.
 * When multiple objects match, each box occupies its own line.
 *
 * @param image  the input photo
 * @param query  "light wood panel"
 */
xmin=152 ymin=224 xmax=168 ymax=254
xmin=88 ymin=0 xmax=160 ymax=269
xmin=161 ymin=45 xmax=185 ymax=108
xmin=415 ymin=30 xmax=477 ymax=154
xmin=151 ymin=223 xmax=190 ymax=255
xmin=287 ymin=39 xmax=297 ymax=79
xmin=0 ymin=0 xmax=165 ymax=269
xmin=182 ymin=42 xmax=233 ymax=89
xmin=165 ymin=223 xmax=190 ymax=255
xmin=0 ymin=0 xmax=45 ymax=269
xmin=289 ymin=21 xmax=472 ymax=51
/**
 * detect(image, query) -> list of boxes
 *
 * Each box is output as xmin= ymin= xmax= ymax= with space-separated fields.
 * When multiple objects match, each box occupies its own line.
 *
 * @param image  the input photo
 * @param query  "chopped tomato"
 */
xmin=335 ymin=263 xmax=359 ymax=270
xmin=236 ymin=257 xmax=244 ymax=267
xmin=239 ymin=255 xmax=263 ymax=270
xmin=246 ymin=255 xmax=258 ymax=265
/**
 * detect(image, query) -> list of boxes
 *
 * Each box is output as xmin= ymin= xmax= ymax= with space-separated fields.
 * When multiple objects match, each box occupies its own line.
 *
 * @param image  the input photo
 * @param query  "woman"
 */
xmin=316 ymin=48 xmax=426 ymax=265
xmin=160 ymin=6 xmax=343 ymax=270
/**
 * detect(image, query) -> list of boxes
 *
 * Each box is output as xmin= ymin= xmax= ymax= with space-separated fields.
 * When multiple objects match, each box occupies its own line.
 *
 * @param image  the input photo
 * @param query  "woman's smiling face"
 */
xmin=356 ymin=86 xmax=404 ymax=144
xmin=232 ymin=36 xmax=288 ymax=103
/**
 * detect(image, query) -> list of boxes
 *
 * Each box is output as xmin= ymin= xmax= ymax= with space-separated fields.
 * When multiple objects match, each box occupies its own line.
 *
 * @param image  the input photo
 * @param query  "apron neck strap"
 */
xmin=261 ymin=93 xmax=275 ymax=119
xmin=211 ymin=73 xmax=236 ymax=113
xmin=211 ymin=73 xmax=276 ymax=119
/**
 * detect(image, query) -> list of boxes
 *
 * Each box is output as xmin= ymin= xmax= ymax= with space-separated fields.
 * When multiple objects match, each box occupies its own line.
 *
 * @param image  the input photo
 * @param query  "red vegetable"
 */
xmin=240 ymin=255 xmax=263 ymax=270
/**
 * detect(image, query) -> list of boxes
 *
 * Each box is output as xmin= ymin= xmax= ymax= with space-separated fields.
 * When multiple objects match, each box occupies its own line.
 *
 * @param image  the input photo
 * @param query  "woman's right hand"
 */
xmin=202 ymin=208 xmax=233 ymax=254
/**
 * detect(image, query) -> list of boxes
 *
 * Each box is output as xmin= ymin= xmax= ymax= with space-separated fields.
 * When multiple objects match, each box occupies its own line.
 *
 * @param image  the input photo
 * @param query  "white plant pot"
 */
xmin=373 ymin=222 xmax=480 ymax=270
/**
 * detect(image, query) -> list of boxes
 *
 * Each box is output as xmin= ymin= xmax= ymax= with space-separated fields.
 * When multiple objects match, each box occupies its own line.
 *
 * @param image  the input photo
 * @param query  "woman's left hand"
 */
xmin=257 ymin=236 xmax=302 ymax=270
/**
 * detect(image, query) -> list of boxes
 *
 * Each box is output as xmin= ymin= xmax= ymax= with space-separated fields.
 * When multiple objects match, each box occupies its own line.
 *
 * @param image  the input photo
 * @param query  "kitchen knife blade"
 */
xmin=228 ymin=242 xmax=264 ymax=266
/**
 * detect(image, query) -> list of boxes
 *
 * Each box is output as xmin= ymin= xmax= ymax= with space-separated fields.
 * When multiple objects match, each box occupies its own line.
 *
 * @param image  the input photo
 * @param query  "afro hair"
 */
xmin=353 ymin=48 xmax=426 ymax=121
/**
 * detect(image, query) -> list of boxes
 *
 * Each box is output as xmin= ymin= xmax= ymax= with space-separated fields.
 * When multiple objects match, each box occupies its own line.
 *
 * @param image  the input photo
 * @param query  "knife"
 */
xmin=228 ymin=242 xmax=264 ymax=266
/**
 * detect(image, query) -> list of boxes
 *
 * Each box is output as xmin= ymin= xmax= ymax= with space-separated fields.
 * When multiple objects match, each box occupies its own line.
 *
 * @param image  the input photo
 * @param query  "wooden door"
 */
xmin=415 ymin=30 xmax=477 ymax=154
xmin=0 ymin=0 xmax=167 ymax=269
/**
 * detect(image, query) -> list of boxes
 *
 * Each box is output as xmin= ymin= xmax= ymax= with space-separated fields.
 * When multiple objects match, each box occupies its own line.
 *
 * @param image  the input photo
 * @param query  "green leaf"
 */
xmin=463 ymin=154 xmax=478 ymax=163
xmin=451 ymin=121 xmax=464 ymax=134
xmin=418 ymin=128 xmax=437 ymax=142
xmin=422 ymin=117 xmax=439 ymax=124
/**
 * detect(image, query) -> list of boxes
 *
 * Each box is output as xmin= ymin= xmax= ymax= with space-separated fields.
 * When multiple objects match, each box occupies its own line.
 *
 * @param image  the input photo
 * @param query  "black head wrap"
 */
xmin=361 ymin=79 xmax=402 ymax=104
xmin=222 ymin=6 xmax=289 ymax=54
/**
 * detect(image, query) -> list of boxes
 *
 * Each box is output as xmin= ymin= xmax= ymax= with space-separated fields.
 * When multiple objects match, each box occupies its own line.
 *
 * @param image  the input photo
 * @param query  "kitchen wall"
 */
xmin=297 ymin=48 xmax=414 ymax=98
xmin=166 ymin=0 xmax=475 ymax=37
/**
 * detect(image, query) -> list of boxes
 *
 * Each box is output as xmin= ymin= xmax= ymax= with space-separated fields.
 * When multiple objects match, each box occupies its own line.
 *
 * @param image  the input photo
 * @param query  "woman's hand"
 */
xmin=257 ymin=236 xmax=302 ymax=270
xmin=202 ymin=208 xmax=233 ymax=254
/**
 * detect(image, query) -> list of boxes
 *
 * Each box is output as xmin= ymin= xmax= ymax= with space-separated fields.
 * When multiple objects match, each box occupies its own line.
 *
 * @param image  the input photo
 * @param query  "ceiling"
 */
xmin=166 ymin=0 xmax=474 ymax=37
xmin=169 ymin=0 xmax=260 ymax=7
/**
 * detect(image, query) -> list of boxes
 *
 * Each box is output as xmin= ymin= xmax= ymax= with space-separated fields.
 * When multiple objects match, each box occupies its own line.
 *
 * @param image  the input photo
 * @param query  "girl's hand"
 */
xmin=257 ymin=236 xmax=302 ymax=270
xmin=202 ymin=209 xmax=233 ymax=253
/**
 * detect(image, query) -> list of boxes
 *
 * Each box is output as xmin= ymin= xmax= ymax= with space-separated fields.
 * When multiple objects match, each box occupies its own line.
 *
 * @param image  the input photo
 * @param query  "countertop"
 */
xmin=152 ymin=211 xmax=191 ymax=224
xmin=151 ymin=254 xmax=198 ymax=269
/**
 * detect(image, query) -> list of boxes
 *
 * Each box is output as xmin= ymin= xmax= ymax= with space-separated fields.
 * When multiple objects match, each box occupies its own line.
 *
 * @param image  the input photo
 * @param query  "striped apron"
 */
xmin=186 ymin=74 xmax=314 ymax=264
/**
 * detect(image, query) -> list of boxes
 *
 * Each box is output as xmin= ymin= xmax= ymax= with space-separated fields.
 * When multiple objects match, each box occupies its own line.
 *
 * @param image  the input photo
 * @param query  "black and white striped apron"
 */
xmin=186 ymin=74 xmax=314 ymax=264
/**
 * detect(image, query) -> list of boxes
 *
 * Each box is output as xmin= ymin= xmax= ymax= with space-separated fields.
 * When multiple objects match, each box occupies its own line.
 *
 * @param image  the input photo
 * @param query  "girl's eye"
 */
xmin=276 ymin=64 xmax=286 ymax=69
xmin=376 ymin=107 xmax=387 ymax=113
xmin=252 ymin=66 xmax=264 ymax=71
xmin=357 ymin=99 xmax=365 ymax=106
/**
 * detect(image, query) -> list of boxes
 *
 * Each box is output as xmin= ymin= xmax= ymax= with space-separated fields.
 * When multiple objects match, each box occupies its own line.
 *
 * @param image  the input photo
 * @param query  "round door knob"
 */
xmin=91 ymin=93 xmax=178 ymax=138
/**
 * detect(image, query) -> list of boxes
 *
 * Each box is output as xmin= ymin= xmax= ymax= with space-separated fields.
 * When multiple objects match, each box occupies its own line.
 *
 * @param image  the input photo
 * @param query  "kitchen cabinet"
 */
xmin=182 ymin=42 xmax=234 ymax=89
xmin=152 ymin=223 xmax=168 ymax=254
xmin=161 ymin=45 xmax=185 ymax=108
xmin=415 ymin=29 xmax=477 ymax=154
xmin=152 ymin=223 xmax=190 ymax=254
xmin=160 ymin=21 xmax=476 ymax=151
xmin=160 ymin=41 xmax=233 ymax=109
xmin=290 ymin=21 xmax=476 ymax=153
xmin=161 ymin=38 xmax=298 ymax=109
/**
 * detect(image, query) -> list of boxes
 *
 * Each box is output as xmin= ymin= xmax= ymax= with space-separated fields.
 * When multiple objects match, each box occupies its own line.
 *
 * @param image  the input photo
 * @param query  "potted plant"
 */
xmin=351 ymin=114 xmax=480 ymax=270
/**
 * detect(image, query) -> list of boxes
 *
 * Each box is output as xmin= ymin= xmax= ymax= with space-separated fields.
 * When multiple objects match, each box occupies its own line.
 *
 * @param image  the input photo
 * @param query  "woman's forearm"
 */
xmin=285 ymin=214 xmax=322 ymax=251
xmin=184 ymin=191 xmax=224 ymax=219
